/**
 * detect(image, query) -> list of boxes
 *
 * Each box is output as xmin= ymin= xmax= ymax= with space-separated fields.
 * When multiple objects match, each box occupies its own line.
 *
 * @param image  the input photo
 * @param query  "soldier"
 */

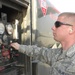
xmin=11 ymin=12 xmax=75 ymax=75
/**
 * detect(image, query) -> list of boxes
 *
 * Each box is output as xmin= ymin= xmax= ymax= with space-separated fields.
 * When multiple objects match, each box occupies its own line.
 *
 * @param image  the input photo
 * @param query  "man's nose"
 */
xmin=51 ymin=25 xmax=55 ymax=30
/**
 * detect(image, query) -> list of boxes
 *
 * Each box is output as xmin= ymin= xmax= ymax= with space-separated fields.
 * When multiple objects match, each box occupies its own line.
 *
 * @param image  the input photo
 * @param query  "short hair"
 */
xmin=58 ymin=12 xmax=75 ymax=24
xmin=59 ymin=12 xmax=75 ymax=17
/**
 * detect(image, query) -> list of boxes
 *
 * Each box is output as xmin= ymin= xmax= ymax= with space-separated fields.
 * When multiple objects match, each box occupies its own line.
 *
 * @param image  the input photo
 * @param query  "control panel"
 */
xmin=0 ymin=13 xmax=19 ymax=72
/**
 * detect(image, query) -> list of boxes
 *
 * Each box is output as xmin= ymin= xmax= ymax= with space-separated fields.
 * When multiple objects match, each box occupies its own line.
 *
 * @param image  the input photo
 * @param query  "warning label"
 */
xmin=40 ymin=0 xmax=47 ymax=16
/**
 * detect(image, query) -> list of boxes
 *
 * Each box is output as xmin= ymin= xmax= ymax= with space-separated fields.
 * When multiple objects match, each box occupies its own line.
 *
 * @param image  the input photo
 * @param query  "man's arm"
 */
xmin=11 ymin=42 xmax=52 ymax=64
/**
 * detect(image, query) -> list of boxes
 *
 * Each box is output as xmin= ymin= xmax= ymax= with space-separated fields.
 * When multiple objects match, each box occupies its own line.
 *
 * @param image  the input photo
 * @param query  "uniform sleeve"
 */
xmin=18 ymin=45 xmax=52 ymax=64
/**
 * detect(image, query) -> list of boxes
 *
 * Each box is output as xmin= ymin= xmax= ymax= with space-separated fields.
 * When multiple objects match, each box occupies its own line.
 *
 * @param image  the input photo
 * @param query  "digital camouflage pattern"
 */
xmin=18 ymin=44 xmax=75 ymax=75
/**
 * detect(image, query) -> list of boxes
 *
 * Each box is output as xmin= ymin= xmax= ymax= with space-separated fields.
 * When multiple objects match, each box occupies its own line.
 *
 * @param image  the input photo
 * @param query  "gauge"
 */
xmin=3 ymin=34 xmax=8 ymax=45
xmin=6 ymin=23 xmax=13 ymax=35
xmin=0 ymin=22 xmax=5 ymax=34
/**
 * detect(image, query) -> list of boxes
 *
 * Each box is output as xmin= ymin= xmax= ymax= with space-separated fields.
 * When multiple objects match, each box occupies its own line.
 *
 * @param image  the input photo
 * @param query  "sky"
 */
xmin=48 ymin=0 xmax=75 ymax=13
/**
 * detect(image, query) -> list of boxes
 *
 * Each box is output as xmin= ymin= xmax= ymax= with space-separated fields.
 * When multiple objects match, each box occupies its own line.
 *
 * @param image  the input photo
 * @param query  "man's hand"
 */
xmin=10 ymin=42 xmax=20 ymax=50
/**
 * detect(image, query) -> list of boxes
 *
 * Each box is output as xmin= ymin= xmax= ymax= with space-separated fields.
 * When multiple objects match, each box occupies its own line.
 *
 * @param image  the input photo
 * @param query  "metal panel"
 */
xmin=10 ymin=0 xmax=29 ymax=8
xmin=0 ymin=0 xmax=25 ymax=11
xmin=0 ymin=67 xmax=18 ymax=75
xmin=32 ymin=61 xmax=50 ymax=75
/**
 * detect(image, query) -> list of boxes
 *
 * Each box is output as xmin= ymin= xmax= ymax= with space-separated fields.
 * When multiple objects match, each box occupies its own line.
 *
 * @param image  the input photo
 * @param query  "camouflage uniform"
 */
xmin=18 ymin=44 xmax=75 ymax=75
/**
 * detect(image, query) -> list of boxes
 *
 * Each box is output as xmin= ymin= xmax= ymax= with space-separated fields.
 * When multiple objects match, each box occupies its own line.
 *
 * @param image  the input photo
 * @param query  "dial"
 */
xmin=3 ymin=34 xmax=8 ymax=45
xmin=6 ymin=23 xmax=13 ymax=35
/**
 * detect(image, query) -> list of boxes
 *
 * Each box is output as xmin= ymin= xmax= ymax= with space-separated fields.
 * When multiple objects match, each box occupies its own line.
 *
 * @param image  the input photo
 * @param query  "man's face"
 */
xmin=51 ymin=16 xmax=72 ymax=42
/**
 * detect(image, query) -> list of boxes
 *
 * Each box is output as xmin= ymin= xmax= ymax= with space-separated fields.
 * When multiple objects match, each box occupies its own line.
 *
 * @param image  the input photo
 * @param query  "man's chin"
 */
xmin=54 ymin=38 xmax=59 ymax=42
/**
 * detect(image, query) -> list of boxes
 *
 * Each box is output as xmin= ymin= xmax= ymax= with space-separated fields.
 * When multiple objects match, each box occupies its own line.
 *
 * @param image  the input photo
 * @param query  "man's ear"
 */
xmin=69 ymin=28 xmax=73 ymax=33
xmin=69 ymin=26 xmax=74 ymax=33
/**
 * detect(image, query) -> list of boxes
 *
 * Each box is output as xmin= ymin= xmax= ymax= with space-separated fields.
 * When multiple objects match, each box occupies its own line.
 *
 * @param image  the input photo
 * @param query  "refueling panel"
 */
xmin=0 ymin=13 xmax=19 ymax=74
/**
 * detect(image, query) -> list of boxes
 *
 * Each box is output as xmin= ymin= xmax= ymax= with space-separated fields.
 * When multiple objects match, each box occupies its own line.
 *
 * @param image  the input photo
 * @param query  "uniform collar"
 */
xmin=66 ymin=44 xmax=75 ymax=57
